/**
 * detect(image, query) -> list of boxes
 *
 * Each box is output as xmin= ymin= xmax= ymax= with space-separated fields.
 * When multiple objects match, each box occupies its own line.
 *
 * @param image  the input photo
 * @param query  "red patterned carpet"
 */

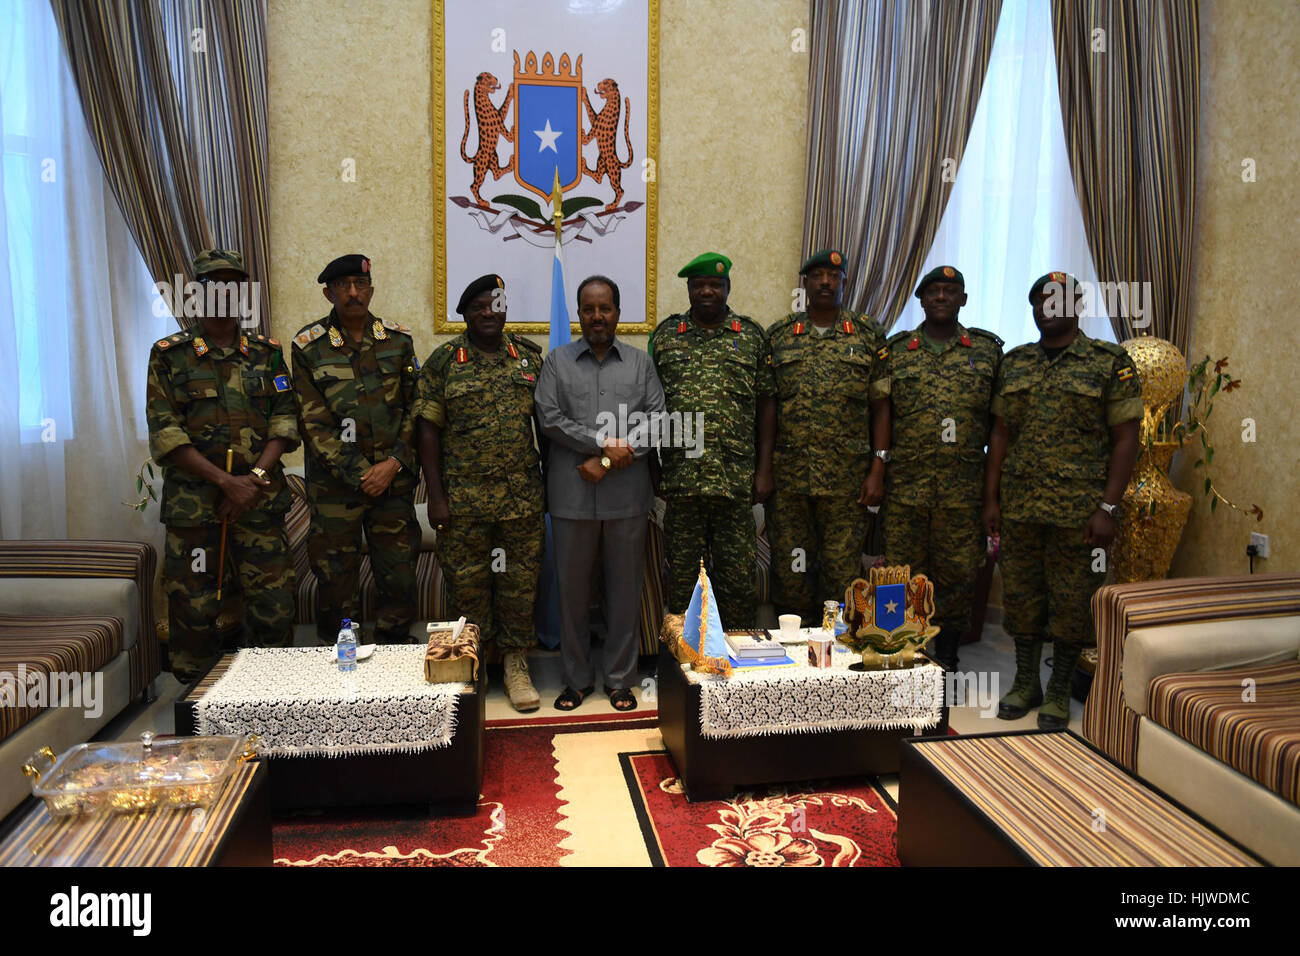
xmin=273 ymin=716 xmax=898 ymax=867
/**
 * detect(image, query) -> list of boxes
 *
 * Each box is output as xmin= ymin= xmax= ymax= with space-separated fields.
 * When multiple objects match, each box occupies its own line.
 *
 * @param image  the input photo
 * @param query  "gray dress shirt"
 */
xmin=535 ymin=336 xmax=665 ymax=520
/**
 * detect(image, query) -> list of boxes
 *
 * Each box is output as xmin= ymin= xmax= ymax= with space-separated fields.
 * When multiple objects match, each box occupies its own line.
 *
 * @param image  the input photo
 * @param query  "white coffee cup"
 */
xmin=778 ymin=614 xmax=801 ymax=638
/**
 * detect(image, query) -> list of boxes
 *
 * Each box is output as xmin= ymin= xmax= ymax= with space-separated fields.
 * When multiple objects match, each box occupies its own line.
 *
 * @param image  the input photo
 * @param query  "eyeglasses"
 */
xmin=329 ymin=277 xmax=372 ymax=291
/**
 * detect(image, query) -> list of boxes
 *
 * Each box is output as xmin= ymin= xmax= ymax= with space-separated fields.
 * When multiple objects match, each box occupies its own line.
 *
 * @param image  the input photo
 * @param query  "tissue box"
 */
xmin=424 ymin=620 xmax=480 ymax=683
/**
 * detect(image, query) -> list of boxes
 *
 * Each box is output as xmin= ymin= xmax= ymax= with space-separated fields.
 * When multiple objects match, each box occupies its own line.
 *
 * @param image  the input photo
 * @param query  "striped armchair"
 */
xmin=1084 ymin=573 xmax=1300 ymax=864
xmin=0 ymin=540 xmax=158 ymax=820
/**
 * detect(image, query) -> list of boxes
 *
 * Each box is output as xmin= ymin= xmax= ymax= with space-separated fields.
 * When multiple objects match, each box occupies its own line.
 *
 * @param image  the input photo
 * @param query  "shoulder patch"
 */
xmin=381 ymin=318 xmax=411 ymax=334
xmin=886 ymin=329 xmax=913 ymax=345
xmin=513 ymin=334 xmax=542 ymax=353
xmin=1116 ymin=366 xmax=1135 ymax=382
xmin=968 ymin=327 xmax=1004 ymax=347
xmin=1092 ymin=338 xmax=1126 ymax=357
xmin=294 ymin=323 xmax=327 ymax=348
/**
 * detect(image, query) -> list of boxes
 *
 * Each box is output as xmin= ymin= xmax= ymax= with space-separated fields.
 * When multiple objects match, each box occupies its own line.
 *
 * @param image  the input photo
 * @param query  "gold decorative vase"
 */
xmin=1111 ymin=337 xmax=1193 ymax=583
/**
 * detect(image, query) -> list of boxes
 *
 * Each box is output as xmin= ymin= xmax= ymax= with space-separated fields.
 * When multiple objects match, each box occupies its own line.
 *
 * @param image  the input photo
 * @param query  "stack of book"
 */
xmin=723 ymin=630 xmax=792 ymax=666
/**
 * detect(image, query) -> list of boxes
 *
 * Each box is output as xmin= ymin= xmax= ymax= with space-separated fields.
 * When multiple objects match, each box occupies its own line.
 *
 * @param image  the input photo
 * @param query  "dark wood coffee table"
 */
xmin=175 ymin=653 xmax=485 ymax=814
xmin=657 ymin=644 xmax=947 ymax=801
xmin=0 ymin=760 xmax=271 ymax=867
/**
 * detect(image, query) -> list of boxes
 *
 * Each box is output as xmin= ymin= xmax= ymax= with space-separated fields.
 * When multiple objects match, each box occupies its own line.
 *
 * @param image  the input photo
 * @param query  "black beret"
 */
xmin=800 ymin=249 xmax=845 ymax=275
xmin=317 ymin=254 xmax=371 ymax=285
xmin=1028 ymin=271 xmax=1078 ymax=302
xmin=914 ymin=265 xmax=965 ymax=297
xmin=456 ymin=274 xmax=506 ymax=315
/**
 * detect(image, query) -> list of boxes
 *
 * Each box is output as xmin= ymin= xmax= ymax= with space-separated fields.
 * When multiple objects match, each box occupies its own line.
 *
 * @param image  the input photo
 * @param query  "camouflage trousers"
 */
xmin=164 ymin=519 xmax=294 ymax=683
xmin=768 ymin=491 xmax=869 ymax=624
xmin=664 ymin=495 xmax=756 ymax=628
xmin=1000 ymin=518 xmax=1106 ymax=647
xmin=436 ymin=510 xmax=545 ymax=654
xmin=308 ymin=490 xmax=419 ymax=644
xmin=884 ymin=501 xmax=983 ymax=632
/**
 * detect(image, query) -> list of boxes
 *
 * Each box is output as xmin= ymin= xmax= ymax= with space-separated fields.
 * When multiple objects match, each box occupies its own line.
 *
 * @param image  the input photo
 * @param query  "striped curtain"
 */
xmin=803 ymin=0 xmax=1003 ymax=331
xmin=49 ymin=0 xmax=271 ymax=333
xmin=1051 ymin=0 xmax=1199 ymax=350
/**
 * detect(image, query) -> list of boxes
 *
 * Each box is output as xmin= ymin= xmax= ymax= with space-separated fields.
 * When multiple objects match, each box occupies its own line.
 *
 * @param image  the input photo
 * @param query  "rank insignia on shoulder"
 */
xmin=907 ymin=337 xmax=920 ymax=351
xmin=455 ymin=347 xmax=468 ymax=364
xmin=730 ymin=318 xmax=742 ymax=333
xmin=959 ymin=334 xmax=972 ymax=347
xmin=328 ymin=326 xmax=344 ymax=348
xmin=381 ymin=318 xmax=409 ymax=334
xmin=842 ymin=318 xmax=855 ymax=334
xmin=677 ymin=320 xmax=687 ymax=334
xmin=1117 ymin=366 xmax=1135 ymax=382
xmin=877 ymin=346 xmax=889 ymax=361
xmin=268 ymin=337 xmax=279 ymax=347
xmin=793 ymin=321 xmax=805 ymax=335
xmin=155 ymin=339 xmax=171 ymax=349
xmin=507 ymin=342 xmax=519 ymax=359
xmin=273 ymin=374 xmax=291 ymax=392
xmin=372 ymin=320 xmax=389 ymax=341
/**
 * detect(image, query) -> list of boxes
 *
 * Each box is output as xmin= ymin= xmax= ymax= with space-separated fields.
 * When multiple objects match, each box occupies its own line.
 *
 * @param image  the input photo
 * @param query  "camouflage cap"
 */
xmin=677 ymin=252 xmax=731 ymax=279
xmin=914 ymin=265 xmax=965 ymax=297
xmin=193 ymin=249 xmax=248 ymax=279
xmin=456 ymin=273 xmax=505 ymax=315
xmin=1029 ymin=270 xmax=1078 ymax=302
xmin=317 ymin=254 xmax=372 ymax=285
xmin=800 ymin=248 xmax=846 ymax=275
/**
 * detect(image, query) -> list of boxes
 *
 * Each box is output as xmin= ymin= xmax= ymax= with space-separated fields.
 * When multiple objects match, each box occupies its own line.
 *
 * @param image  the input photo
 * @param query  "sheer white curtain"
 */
xmin=896 ymin=0 xmax=1111 ymax=346
xmin=0 ymin=0 xmax=165 ymax=543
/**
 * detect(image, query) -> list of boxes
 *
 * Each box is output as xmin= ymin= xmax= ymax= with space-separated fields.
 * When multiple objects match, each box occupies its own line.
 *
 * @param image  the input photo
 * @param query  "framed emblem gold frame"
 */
xmin=431 ymin=0 xmax=659 ymax=334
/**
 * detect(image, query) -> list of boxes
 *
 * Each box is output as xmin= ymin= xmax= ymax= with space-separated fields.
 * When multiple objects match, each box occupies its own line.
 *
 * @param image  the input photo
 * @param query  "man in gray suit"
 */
xmin=534 ymin=275 xmax=665 ymax=712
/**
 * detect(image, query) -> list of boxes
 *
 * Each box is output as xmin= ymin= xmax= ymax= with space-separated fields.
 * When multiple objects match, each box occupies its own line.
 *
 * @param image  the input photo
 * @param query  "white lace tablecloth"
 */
xmin=194 ymin=646 xmax=462 ymax=757
xmin=684 ymin=645 xmax=944 ymax=740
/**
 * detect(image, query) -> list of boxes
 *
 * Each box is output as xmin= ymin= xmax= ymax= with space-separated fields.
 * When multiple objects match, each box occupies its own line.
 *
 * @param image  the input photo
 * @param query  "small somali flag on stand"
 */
xmin=533 ymin=169 xmax=575 ymax=650
xmin=682 ymin=561 xmax=730 ymax=662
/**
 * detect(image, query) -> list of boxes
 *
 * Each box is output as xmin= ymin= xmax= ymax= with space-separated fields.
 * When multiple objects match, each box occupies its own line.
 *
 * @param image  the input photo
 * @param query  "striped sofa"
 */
xmin=281 ymin=471 xmax=771 ymax=656
xmin=0 ymin=540 xmax=159 ymax=821
xmin=1083 ymin=573 xmax=1300 ymax=864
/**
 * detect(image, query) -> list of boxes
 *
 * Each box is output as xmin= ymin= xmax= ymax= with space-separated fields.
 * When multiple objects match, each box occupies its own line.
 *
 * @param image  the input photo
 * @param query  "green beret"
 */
xmin=456 ymin=273 xmax=505 ymax=315
xmin=677 ymin=252 xmax=731 ymax=279
xmin=914 ymin=265 xmax=964 ymax=297
xmin=193 ymin=249 xmax=248 ymax=279
xmin=1029 ymin=270 xmax=1078 ymax=302
xmin=800 ymin=248 xmax=845 ymax=275
xmin=317 ymin=254 xmax=372 ymax=285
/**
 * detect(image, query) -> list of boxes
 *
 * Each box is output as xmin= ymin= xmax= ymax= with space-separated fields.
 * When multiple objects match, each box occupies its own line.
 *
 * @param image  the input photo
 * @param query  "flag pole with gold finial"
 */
xmin=550 ymin=166 xmax=564 ymax=237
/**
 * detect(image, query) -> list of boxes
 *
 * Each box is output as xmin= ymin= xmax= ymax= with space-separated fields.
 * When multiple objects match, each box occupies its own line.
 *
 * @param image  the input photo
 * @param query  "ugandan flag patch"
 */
xmin=877 ymin=346 xmax=889 ymax=361
xmin=1117 ymin=366 xmax=1135 ymax=382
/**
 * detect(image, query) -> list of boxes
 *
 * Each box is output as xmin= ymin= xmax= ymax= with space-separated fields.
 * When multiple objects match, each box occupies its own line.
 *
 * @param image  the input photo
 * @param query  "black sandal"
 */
xmin=554 ymin=686 xmax=593 ymax=711
xmin=606 ymin=686 xmax=637 ymax=712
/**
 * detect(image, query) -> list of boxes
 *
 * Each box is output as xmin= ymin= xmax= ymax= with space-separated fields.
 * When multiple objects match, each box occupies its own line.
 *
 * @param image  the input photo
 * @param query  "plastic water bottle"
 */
xmin=833 ymin=603 xmax=848 ymax=640
xmin=336 ymin=618 xmax=357 ymax=672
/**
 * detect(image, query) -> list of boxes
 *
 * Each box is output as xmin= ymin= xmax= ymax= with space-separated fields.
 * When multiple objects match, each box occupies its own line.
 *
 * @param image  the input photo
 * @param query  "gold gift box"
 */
xmin=424 ymin=618 xmax=480 ymax=683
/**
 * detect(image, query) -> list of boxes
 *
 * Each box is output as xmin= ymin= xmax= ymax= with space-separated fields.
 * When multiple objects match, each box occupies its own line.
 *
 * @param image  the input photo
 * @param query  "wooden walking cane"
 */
xmin=216 ymin=448 xmax=233 ymax=600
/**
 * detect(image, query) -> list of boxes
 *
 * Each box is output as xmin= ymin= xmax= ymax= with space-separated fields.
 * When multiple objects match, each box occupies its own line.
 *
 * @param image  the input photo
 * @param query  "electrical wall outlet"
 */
xmin=1250 ymin=533 xmax=1270 ymax=559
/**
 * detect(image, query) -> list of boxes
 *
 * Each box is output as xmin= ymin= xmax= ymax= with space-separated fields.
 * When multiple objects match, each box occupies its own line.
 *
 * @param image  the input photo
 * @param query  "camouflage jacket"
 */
xmin=291 ymin=311 xmax=419 ymax=496
xmin=146 ymin=328 xmax=299 ymax=527
xmin=768 ymin=309 xmax=883 ymax=496
xmin=869 ymin=322 xmax=1002 ymax=507
xmin=649 ymin=309 xmax=774 ymax=499
xmin=414 ymin=332 xmax=544 ymax=520
xmin=992 ymin=331 xmax=1143 ymax=526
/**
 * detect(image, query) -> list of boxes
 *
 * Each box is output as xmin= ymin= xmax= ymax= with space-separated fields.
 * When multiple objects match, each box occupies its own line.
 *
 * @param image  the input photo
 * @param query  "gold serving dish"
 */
xmin=22 ymin=731 xmax=259 ymax=817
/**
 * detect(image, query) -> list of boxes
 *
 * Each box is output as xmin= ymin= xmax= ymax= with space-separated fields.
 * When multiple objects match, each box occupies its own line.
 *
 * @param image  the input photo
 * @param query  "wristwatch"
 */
xmin=250 ymin=467 xmax=269 ymax=481
xmin=600 ymin=455 xmax=612 ymax=470
xmin=873 ymin=449 xmax=892 ymax=463
xmin=1099 ymin=501 xmax=1121 ymax=517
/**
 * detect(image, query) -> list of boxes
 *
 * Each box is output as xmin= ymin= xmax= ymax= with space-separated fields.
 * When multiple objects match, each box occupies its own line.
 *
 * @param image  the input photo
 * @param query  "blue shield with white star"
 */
xmin=874 ymin=583 xmax=906 ymax=633
xmin=513 ymin=81 xmax=581 ymax=199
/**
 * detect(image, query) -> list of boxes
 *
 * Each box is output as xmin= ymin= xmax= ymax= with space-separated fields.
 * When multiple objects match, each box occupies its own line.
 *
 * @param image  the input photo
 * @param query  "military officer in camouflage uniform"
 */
xmin=650 ymin=252 xmax=775 ymax=628
xmin=146 ymin=249 xmax=298 ymax=682
xmin=867 ymin=266 xmax=1002 ymax=670
xmin=291 ymin=254 xmax=421 ymax=645
xmin=984 ymin=272 xmax=1141 ymax=729
xmin=768 ymin=249 xmax=884 ymax=626
xmin=415 ymin=274 xmax=546 ymax=712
